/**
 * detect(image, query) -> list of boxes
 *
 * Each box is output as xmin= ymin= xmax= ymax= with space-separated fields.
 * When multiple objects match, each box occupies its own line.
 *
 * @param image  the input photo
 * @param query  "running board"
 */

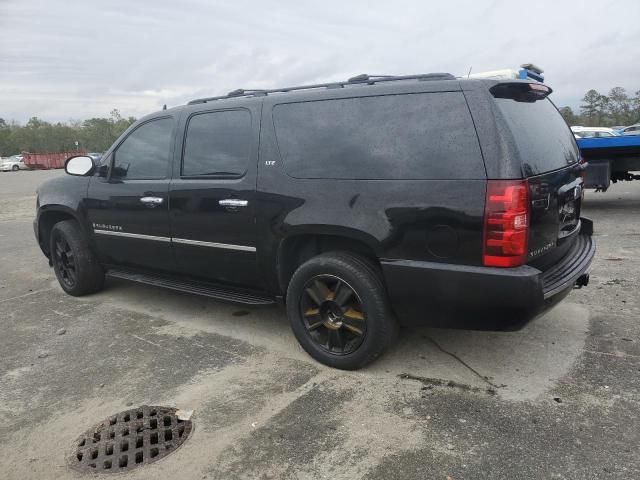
xmin=106 ymin=269 xmax=275 ymax=305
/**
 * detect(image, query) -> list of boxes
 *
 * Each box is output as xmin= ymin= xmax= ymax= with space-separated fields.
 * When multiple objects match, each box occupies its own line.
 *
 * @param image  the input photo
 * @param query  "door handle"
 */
xmin=219 ymin=199 xmax=248 ymax=208
xmin=140 ymin=196 xmax=164 ymax=207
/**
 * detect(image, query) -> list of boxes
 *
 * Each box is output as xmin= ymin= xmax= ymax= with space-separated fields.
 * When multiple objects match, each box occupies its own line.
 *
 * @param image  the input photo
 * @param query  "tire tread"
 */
xmin=50 ymin=220 xmax=104 ymax=296
xmin=286 ymin=251 xmax=398 ymax=369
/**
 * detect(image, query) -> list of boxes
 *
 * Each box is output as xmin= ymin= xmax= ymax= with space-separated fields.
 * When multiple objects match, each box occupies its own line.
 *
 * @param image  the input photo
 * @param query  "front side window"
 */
xmin=182 ymin=110 xmax=252 ymax=177
xmin=112 ymin=117 xmax=173 ymax=179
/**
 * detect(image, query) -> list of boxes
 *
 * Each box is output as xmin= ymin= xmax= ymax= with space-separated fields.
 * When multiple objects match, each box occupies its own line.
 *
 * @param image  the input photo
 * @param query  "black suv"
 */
xmin=35 ymin=73 xmax=595 ymax=369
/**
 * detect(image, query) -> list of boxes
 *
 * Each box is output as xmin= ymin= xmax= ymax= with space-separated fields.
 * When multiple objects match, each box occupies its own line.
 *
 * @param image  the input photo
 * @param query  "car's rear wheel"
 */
xmin=11 ymin=165 xmax=18 ymax=171
xmin=286 ymin=252 xmax=398 ymax=369
xmin=50 ymin=220 xmax=105 ymax=296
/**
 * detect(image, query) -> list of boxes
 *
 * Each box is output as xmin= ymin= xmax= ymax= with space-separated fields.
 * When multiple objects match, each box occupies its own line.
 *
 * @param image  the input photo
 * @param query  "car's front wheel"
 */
xmin=50 ymin=220 xmax=105 ymax=296
xmin=286 ymin=252 xmax=398 ymax=370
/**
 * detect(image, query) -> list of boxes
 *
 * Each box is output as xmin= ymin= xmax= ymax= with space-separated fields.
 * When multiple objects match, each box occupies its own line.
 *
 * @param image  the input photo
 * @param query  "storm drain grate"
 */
xmin=68 ymin=405 xmax=192 ymax=473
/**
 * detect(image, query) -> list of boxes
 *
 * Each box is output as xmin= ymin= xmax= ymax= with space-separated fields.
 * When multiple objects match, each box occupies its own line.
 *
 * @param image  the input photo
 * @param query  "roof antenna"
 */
xmin=162 ymin=104 xmax=167 ymax=110
xmin=467 ymin=66 xmax=472 ymax=78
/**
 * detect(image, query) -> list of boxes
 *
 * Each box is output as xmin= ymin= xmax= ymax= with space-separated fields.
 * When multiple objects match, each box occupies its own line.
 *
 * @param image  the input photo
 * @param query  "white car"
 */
xmin=570 ymin=126 xmax=620 ymax=139
xmin=0 ymin=155 xmax=29 ymax=171
xmin=620 ymin=124 xmax=640 ymax=136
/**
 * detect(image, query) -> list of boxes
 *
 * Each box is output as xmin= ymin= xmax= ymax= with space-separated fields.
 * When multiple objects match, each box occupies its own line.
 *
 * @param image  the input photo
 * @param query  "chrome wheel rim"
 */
xmin=299 ymin=275 xmax=366 ymax=355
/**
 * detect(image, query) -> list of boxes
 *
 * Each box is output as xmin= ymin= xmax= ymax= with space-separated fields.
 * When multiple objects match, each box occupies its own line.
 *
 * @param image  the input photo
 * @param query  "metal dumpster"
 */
xmin=22 ymin=150 xmax=87 ymax=170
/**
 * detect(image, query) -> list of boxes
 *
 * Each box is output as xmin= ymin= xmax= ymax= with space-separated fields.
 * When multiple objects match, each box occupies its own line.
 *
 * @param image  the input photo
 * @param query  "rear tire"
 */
xmin=12 ymin=165 xmax=18 ymax=171
xmin=286 ymin=252 xmax=398 ymax=370
xmin=50 ymin=220 xmax=105 ymax=296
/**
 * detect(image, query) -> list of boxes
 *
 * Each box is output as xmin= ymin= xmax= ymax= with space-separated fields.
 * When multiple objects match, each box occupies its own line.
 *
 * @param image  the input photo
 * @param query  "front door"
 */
xmin=169 ymin=106 xmax=262 ymax=289
xmin=86 ymin=116 xmax=176 ymax=272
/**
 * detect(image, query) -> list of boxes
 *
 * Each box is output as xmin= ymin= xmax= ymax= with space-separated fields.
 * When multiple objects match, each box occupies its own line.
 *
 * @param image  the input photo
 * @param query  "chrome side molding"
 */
xmin=93 ymin=229 xmax=255 ymax=252
xmin=172 ymin=237 xmax=256 ymax=252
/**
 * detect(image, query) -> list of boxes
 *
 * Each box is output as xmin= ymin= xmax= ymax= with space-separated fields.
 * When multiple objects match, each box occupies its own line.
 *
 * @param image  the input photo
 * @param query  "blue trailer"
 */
xmin=465 ymin=62 xmax=640 ymax=192
xmin=576 ymin=136 xmax=640 ymax=191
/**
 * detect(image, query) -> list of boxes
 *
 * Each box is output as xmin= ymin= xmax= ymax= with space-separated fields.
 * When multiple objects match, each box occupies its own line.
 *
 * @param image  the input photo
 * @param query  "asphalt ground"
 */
xmin=0 ymin=169 xmax=638 ymax=479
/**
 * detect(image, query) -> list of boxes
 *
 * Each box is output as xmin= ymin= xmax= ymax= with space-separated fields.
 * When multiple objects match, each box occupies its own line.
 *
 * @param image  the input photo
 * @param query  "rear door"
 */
xmin=86 ymin=116 xmax=176 ymax=272
xmin=169 ymin=105 xmax=262 ymax=288
xmin=490 ymin=88 xmax=583 ymax=266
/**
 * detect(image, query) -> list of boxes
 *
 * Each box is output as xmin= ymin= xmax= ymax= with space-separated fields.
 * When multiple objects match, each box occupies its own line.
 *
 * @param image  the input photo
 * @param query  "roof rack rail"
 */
xmin=187 ymin=72 xmax=456 ymax=105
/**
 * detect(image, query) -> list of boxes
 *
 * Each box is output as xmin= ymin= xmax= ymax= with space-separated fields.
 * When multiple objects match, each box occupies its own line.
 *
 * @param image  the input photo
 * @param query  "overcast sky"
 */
xmin=1 ymin=0 xmax=638 ymax=123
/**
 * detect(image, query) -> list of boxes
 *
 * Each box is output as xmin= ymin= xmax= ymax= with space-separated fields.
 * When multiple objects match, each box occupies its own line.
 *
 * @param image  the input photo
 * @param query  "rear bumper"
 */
xmin=380 ymin=220 xmax=595 ymax=327
xmin=541 ymin=229 xmax=595 ymax=299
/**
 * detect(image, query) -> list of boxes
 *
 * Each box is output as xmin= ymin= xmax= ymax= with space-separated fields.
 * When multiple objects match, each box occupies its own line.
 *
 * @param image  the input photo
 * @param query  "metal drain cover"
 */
xmin=68 ymin=405 xmax=192 ymax=473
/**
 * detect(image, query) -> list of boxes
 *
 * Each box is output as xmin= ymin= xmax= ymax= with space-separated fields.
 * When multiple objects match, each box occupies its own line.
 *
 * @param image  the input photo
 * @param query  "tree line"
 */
xmin=0 ymin=109 xmax=136 ymax=157
xmin=559 ymin=87 xmax=640 ymax=127
xmin=1 ymin=88 xmax=638 ymax=157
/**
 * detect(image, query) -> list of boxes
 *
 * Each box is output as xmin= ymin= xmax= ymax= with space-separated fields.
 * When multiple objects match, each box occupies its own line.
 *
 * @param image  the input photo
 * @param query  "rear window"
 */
xmin=182 ymin=109 xmax=252 ymax=177
xmin=273 ymin=92 xmax=485 ymax=180
xmin=494 ymin=97 xmax=578 ymax=176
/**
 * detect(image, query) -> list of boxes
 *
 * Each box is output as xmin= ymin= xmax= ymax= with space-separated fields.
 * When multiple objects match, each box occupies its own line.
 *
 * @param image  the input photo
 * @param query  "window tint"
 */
xmin=273 ymin=92 xmax=485 ymax=180
xmin=493 ymin=97 xmax=578 ymax=176
xmin=182 ymin=110 xmax=252 ymax=177
xmin=113 ymin=118 xmax=173 ymax=179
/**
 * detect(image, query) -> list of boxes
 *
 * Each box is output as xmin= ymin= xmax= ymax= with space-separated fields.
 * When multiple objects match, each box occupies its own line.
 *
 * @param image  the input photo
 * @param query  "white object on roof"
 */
xmin=466 ymin=63 xmax=545 ymax=82
xmin=468 ymin=68 xmax=521 ymax=80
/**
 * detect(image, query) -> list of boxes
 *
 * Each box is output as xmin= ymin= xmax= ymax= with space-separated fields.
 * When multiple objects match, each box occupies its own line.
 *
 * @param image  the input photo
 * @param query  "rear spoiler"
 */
xmin=490 ymin=82 xmax=552 ymax=103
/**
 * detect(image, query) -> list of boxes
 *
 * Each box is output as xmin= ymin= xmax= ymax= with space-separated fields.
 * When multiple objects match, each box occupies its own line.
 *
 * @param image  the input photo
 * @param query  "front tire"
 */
xmin=12 ymin=165 xmax=18 ymax=171
xmin=286 ymin=252 xmax=398 ymax=370
xmin=50 ymin=220 xmax=105 ymax=296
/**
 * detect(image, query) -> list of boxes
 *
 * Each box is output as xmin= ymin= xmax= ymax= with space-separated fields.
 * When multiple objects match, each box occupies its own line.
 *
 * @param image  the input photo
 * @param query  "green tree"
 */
xmin=580 ymin=90 xmax=607 ymax=126
xmin=559 ymin=106 xmax=578 ymax=125
xmin=632 ymin=90 xmax=640 ymax=124
xmin=566 ymin=88 xmax=640 ymax=127
xmin=0 ymin=111 xmax=137 ymax=156
xmin=78 ymin=110 xmax=135 ymax=152
xmin=607 ymin=87 xmax=632 ymax=125
xmin=0 ymin=118 xmax=17 ymax=157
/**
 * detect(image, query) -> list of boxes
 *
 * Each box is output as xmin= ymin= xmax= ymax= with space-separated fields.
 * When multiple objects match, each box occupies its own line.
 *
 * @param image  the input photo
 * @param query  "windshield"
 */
xmin=494 ymin=97 xmax=579 ymax=176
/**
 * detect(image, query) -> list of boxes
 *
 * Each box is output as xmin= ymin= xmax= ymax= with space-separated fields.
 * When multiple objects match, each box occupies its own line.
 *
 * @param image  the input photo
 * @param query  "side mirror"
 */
xmin=65 ymin=156 xmax=95 ymax=176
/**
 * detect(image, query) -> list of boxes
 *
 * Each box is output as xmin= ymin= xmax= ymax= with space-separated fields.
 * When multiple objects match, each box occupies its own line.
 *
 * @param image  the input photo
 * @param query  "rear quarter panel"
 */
xmin=461 ymin=80 xmax=522 ymax=179
xmin=256 ymin=84 xmax=487 ymax=295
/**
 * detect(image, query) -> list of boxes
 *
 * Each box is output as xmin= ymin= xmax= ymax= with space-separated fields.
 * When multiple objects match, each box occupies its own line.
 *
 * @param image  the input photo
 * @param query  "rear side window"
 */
xmin=273 ymin=92 xmax=485 ymax=180
xmin=493 ymin=97 xmax=578 ymax=176
xmin=113 ymin=118 xmax=173 ymax=179
xmin=182 ymin=109 xmax=252 ymax=177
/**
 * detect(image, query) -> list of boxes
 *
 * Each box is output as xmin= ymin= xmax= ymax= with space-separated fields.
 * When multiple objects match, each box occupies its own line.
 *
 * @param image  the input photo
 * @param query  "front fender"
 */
xmin=35 ymin=175 xmax=92 ymax=256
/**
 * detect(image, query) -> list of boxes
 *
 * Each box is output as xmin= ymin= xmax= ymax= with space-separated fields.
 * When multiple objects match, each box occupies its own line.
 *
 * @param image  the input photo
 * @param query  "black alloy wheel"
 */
xmin=49 ymin=220 xmax=105 ymax=296
xmin=52 ymin=232 xmax=77 ymax=288
xmin=287 ymin=252 xmax=398 ymax=369
xmin=299 ymin=275 xmax=367 ymax=355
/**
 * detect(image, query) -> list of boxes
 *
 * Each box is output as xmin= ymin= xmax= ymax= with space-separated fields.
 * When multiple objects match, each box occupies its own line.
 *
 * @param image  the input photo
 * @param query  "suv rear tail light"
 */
xmin=483 ymin=179 xmax=529 ymax=267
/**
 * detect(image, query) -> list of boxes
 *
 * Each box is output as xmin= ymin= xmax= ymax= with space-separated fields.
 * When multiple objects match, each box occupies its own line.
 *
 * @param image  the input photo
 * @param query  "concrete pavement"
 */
xmin=0 ymin=169 xmax=638 ymax=479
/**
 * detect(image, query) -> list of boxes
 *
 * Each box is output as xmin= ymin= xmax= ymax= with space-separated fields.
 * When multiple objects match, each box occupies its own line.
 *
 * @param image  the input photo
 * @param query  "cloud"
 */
xmin=1 ymin=0 xmax=639 ymax=122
